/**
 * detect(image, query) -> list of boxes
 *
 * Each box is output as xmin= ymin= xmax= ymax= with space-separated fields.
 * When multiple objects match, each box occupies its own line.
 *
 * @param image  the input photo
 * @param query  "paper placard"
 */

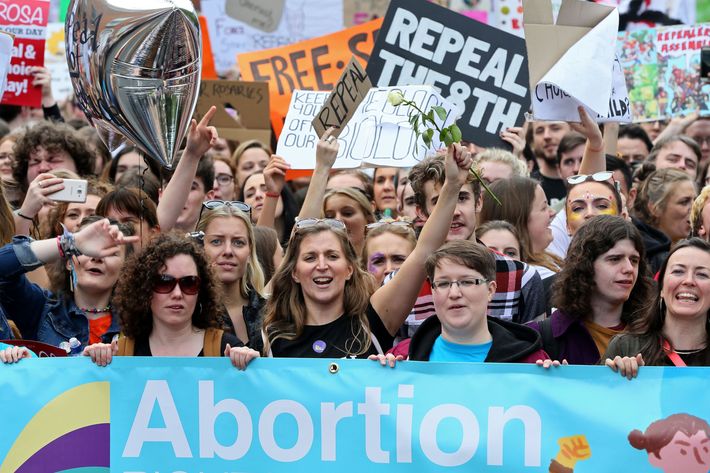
xmin=194 ymin=80 xmax=271 ymax=144
xmin=367 ymin=0 xmax=530 ymax=148
xmin=225 ymin=0 xmax=285 ymax=33
xmin=343 ymin=0 xmax=390 ymax=26
xmin=312 ymin=57 xmax=372 ymax=138
xmin=278 ymin=85 xmax=457 ymax=170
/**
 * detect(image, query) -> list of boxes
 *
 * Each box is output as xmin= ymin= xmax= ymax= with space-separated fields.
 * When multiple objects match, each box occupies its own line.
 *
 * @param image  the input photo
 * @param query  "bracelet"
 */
xmin=58 ymin=225 xmax=82 ymax=259
xmin=56 ymin=236 xmax=65 ymax=259
xmin=265 ymin=191 xmax=280 ymax=198
xmin=14 ymin=210 xmax=34 ymax=221
xmin=588 ymin=144 xmax=604 ymax=153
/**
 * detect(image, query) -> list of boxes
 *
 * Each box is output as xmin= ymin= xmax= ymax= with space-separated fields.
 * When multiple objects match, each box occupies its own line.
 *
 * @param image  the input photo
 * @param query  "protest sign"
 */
xmin=523 ymin=0 xmax=631 ymax=123
xmin=2 ymin=358 xmax=710 ymax=472
xmin=43 ymin=22 xmax=72 ymax=102
xmin=201 ymin=0 xmax=344 ymax=76
xmin=278 ymin=85 xmax=456 ymax=169
xmin=194 ymin=80 xmax=271 ymax=144
xmin=344 ymin=0 xmax=390 ymax=26
xmin=0 ymin=32 xmax=12 ymax=98
xmin=367 ymin=0 xmax=530 ymax=149
xmin=0 ymin=0 xmax=50 ymax=107
xmin=225 ymin=0 xmax=285 ymax=33
xmin=238 ymin=18 xmax=382 ymax=137
xmin=617 ymin=24 xmax=710 ymax=121
xmin=312 ymin=57 xmax=372 ymax=138
xmin=198 ymin=15 xmax=218 ymax=80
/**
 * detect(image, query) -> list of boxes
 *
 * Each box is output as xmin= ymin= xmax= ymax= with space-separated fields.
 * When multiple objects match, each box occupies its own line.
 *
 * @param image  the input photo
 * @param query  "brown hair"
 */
xmin=254 ymin=225 xmax=281 ymax=283
xmin=95 ymin=187 xmax=159 ymax=229
xmin=114 ymin=232 xmax=223 ymax=340
xmin=262 ymin=224 xmax=376 ymax=356
xmin=425 ymin=240 xmax=495 ymax=283
xmin=632 ymin=168 xmax=693 ymax=227
xmin=552 ymin=215 xmax=652 ymax=323
xmin=629 ymin=413 xmax=710 ymax=458
xmin=475 ymin=220 xmax=524 ymax=260
xmin=0 ymin=183 xmax=14 ymax=245
xmin=363 ymin=222 xmax=417 ymax=268
xmin=409 ymin=154 xmax=480 ymax=216
xmin=327 ymin=169 xmax=374 ymax=201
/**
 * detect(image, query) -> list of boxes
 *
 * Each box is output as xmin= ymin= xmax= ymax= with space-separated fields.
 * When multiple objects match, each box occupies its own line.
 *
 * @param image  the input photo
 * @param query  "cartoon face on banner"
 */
xmin=65 ymin=0 xmax=202 ymax=169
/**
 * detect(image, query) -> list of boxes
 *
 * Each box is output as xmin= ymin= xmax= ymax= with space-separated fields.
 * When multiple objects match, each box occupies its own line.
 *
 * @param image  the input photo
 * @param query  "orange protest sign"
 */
xmin=199 ymin=15 xmax=218 ymax=80
xmin=238 ymin=18 xmax=382 ymax=139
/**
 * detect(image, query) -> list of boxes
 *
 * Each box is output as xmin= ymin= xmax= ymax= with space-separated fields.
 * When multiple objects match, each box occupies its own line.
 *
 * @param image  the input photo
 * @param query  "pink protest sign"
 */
xmin=0 ymin=0 xmax=50 ymax=107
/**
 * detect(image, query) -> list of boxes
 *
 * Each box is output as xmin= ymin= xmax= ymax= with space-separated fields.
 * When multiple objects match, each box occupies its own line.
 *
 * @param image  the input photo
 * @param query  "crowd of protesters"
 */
xmin=1 ymin=65 xmax=710 ymax=382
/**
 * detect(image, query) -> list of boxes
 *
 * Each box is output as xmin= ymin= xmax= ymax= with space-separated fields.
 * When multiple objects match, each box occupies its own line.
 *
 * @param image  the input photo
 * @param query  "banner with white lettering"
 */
xmin=277 ymin=85 xmax=457 ymax=169
xmin=0 ymin=0 xmax=50 ymax=107
xmin=367 ymin=0 xmax=530 ymax=149
xmin=2 ymin=358 xmax=710 ymax=471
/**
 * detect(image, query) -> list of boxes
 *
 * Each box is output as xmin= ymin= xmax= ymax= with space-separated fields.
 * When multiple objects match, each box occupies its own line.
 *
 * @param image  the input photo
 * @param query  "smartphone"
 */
xmin=702 ymin=47 xmax=710 ymax=82
xmin=47 ymin=179 xmax=88 ymax=203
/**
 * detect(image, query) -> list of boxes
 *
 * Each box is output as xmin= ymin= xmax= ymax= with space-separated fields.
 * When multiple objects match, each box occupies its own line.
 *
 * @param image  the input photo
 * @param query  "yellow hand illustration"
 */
xmin=554 ymin=435 xmax=591 ymax=469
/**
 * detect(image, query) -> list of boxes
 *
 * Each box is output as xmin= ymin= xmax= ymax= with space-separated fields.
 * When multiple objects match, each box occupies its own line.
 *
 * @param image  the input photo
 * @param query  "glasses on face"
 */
xmin=215 ymin=174 xmax=234 ymax=186
xmin=566 ymin=171 xmax=614 ymax=185
xmin=294 ymin=217 xmax=347 ymax=233
xmin=153 ymin=274 xmax=201 ymax=295
xmin=366 ymin=219 xmax=413 ymax=231
xmin=430 ymin=278 xmax=488 ymax=291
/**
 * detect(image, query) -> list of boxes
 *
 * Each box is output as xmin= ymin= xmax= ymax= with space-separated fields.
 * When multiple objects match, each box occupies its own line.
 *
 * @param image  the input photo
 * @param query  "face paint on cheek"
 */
xmin=368 ymin=252 xmax=385 ymax=274
xmin=598 ymin=197 xmax=618 ymax=216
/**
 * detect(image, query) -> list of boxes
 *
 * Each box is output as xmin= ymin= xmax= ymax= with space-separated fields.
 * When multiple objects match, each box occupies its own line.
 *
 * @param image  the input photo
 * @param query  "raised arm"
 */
xmin=571 ymin=107 xmax=606 ymax=175
xmin=257 ymin=155 xmax=291 ymax=229
xmin=371 ymin=144 xmax=473 ymax=335
xmin=157 ymin=106 xmax=218 ymax=231
xmin=298 ymin=127 xmax=338 ymax=219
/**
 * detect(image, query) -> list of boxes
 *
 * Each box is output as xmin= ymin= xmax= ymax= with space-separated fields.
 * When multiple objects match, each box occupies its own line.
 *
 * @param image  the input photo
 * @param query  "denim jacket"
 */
xmin=0 ymin=236 xmax=120 ymax=349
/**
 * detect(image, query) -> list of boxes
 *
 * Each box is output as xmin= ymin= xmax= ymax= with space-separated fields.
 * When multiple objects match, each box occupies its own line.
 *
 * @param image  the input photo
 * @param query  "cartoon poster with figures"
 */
xmin=618 ymin=24 xmax=710 ymax=122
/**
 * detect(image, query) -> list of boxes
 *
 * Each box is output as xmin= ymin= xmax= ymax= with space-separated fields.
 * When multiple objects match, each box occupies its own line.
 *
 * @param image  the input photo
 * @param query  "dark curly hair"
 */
xmin=12 ymin=121 xmax=95 ymax=191
xmin=551 ymin=215 xmax=652 ymax=325
xmin=114 ymin=232 xmax=223 ymax=340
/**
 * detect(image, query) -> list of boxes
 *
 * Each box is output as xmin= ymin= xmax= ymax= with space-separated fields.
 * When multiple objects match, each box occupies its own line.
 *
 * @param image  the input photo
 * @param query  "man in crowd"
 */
xmin=529 ymin=121 xmax=571 ymax=206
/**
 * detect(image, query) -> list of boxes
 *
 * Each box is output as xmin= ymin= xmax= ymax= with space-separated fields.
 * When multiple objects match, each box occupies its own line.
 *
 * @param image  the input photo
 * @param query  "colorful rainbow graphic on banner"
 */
xmin=0 ymin=381 xmax=110 ymax=473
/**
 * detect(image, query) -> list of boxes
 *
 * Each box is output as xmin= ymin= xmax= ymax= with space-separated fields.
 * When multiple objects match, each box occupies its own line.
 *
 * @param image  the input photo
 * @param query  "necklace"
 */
xmin=80 ymin=304 xmax=112 ymax=314
xmin=672 ymin=346 xmax=707 ymax=355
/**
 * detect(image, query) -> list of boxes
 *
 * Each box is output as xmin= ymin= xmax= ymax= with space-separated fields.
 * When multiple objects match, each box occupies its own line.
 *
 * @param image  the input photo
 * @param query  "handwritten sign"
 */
xmin=194 ymin=80 xmax=271 ymax=144
xmin=225 ymin=0 xmax=285 ymax=33
xmin=278 ymin=85 xmax=457 ymax=169
xmin=367 ymin=0 xmax=530 ymax=148
xmin=343 ymin=0 xmax=390 ymax=26
xmin=0 ymin=0 xmax=50 ymax=107
xmin=312 ymin=57 xmax=372 ymax=138
xmin=239 ymin=18 xmax=382 ymax=137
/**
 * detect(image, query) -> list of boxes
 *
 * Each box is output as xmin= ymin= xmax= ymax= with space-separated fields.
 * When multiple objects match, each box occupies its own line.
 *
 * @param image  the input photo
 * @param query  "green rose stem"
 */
xmin=389 ymin=92 xmax=501 ymax=206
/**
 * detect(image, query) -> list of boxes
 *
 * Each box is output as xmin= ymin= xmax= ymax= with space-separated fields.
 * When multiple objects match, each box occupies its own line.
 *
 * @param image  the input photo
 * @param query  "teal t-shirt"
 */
xmin=429 ymin=336 xmax=492 ymax=362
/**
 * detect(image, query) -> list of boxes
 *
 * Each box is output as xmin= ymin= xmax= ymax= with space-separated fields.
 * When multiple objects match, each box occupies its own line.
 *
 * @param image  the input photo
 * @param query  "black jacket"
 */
xmin=408 ymin=315 xmax=548 ymax=363
xmin=633 ymin=217 xmax=670 ymax=275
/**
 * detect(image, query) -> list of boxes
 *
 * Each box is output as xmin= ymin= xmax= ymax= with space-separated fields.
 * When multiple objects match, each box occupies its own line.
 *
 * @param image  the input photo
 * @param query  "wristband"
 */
xmin=587 ymin=144 xmax=604 ymax=153
xmin=59 ymin=225 xmax=83 ymax=259
xmin=56 ymin=236 xmax=65 ymax=259
xmin=14 ymin=210 xmax=34 ymax=221
xmin=265 ymin=191 xmax=280 ymax=198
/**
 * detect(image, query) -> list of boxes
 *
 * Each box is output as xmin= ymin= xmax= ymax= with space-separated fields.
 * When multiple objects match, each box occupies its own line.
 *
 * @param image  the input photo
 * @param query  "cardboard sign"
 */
xmin=238 ymin=18 xmax=383 ymax=137
xmin=367 ymin=0 xmax=530 ymax=148
xmin=343 ymin=0 xmax=390 ymax=26
xmin=225 ymin=0 xmax=285 ymax=33
xmin=201 ymin=0 xmax=344 ymax=76
xmin=0 ymin=0 xmax=50 ymax=107
xmin=523 ymin=0 xmax=630 ymax=123
xmin=618 ymin=24 xmax=710 ymax=121
xmin=278 ymin=85 xmax=457 ymax=170
xmin=312 ymin=57 xmax=372 ymax=138
xmin=194 ymin=80 xmax=271 ymax=144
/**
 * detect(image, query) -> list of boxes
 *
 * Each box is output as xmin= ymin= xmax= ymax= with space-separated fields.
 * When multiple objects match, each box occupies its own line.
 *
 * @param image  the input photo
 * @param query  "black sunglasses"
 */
xmin=153 ymin=275 xmax=201 ymax=295
xmin=198 ymin=200 xmax=252 ymax=226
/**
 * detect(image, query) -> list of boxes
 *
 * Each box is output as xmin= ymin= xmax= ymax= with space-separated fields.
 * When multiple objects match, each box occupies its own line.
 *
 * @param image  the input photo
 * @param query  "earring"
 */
xmin=659 ymin=297 xmax=666 ymax=315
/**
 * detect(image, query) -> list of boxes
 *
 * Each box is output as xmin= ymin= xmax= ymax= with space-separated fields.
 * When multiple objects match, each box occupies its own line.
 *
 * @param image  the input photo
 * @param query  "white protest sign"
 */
xmin=0 ymin=32 xmax=12 ymax=98
xmin=524 ymin=0 xmax=630 ymax=123
xmin=201 ymin=0 xmax=345 ymax=75
xmin=44 ymin=23 xmax=73 ymax=102
xmin=277 ymin=85 xmax=457 ymax=169
xmin=532 ymin=56 xmax=631 ymax=122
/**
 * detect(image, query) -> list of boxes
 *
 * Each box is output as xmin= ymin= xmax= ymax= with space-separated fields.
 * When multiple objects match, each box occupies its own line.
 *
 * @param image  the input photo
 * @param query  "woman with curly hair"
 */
xmin=83 ymin=232 xmax=259 ymax=369
xmin=528 ymin=215 xmax=652 ymax=364
xmin=195 ymin=203 xmax=266 ymax=352
xmin=605 ymin=238 xmax=710 ymax=378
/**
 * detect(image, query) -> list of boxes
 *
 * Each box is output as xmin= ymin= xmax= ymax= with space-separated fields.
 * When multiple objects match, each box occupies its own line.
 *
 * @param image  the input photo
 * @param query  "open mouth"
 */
xmin=313 ymin=277 xmax=333 ymax=287
xmin=86 ymin=268 xmax=104 ymax=276
xmin=676 ymin=292 xmax=699 ymax=302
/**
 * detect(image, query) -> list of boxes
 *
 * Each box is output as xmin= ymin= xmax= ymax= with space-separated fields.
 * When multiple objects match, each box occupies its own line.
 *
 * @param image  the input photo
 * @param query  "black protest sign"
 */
xmin=312 ymin=57 xmax=372 ymax=138
xmin=367 ymin=0 xmax=530 ymax=148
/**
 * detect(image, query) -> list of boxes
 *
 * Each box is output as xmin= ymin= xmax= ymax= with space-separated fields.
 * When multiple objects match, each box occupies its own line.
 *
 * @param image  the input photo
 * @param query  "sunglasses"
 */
xmin=202 ymin=200 xmax=251 ymax=214
xmin=566 ymin=171 xmax=614 ymax=185
xmin=153 ymin=275 xmax=201 ymax=295
xmin=366 ymin=219 xmax=413 ymax=231
xmin=294 ymin=217 xmax=347 ymax=233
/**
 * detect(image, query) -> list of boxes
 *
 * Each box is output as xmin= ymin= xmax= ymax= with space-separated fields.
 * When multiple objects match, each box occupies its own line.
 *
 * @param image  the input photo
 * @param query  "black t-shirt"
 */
xmin=269 ymin=303 xmax=394 ymax=359
xmin=133 ymin=331 xmax=241 ymax=356
xmin=531 ymin=170 xmax=567 ymax=207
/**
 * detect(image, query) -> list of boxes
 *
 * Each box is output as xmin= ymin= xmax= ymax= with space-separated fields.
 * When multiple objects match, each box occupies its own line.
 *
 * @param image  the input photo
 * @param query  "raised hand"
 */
xmin=554 ymin=434 xmax=592 ymax=469
xmin=315 ymin=127 xmax=340 ymax=170
xmin=31 ymin=66 xmax=55 ymax=106
xmin=20 ymin=173 xmax=65 ymax=218
xmin=569 ymin=106 xmax=603 ymax=150
xmin=500 ymin=126 xmax=526 ymax=159
xmin=444 ymin=143 xmax=473 ymax=189
xmin=185 ymin=106 xmax=219 ymax=159
xmin=74 ymin=218 xmax=139 ymax=258
xmin=263 ymin=155 xmax=291 ymax=195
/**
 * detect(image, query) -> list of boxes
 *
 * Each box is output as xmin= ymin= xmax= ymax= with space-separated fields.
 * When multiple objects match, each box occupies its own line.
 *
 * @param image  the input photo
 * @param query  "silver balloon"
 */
xmin=65 ymin=0 xmax=201 ymax=169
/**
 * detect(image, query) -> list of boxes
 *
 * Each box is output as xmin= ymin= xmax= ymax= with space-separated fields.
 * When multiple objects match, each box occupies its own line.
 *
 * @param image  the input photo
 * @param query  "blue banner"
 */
xmin=1 ymin=357 xmax=709 ymax=472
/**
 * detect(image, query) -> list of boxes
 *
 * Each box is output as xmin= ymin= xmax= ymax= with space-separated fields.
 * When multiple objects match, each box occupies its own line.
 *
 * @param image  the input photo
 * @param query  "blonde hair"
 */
xmin=691 ymin=186 xmax=710 ymax=237
xmin=323 ymin=187 xmax=376 ymax=222
xmin=474 ymin=148 xmax=529 ymax=178
xmin=196 ymin=206 xmax=265 ymax=299
xmin=632 ymin=168 xmax=693 ymax=227
xmin=362 ymin=223 xmax=417 ymax=268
